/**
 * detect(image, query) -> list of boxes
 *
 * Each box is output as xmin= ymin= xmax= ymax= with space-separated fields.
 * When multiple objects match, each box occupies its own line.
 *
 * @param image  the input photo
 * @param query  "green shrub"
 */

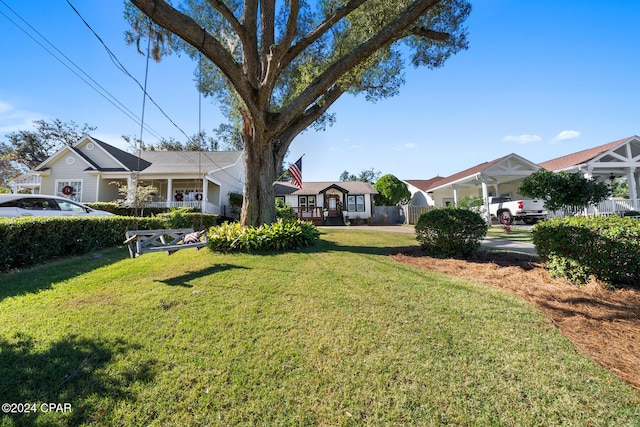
xmin=155 ymin=207 xmax=220 ymax=229
xmin=275 ymin=199 xmax=296 ymax=220
xmin=0 ymin=214 xmax=228 ymax=273
xmin=533 ymin=216 xmax=640 ymax=287
xmin=84 ymin=202 xmax=199 ymax=217
xmin=415 ymin=208 xmax=488 ymax=259
xmin=207 ymin=220 xmax=320 ymax=252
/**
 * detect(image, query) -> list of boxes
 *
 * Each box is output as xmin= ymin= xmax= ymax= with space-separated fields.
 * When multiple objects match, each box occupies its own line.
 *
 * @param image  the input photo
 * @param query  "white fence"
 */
xmin=549 ymin=199 xmax=639 ymax=218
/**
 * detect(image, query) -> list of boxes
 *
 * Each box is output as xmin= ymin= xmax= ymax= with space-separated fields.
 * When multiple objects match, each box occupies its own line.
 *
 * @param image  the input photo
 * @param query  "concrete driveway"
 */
xmin=319 ymin=224 xmax=538 ymax=256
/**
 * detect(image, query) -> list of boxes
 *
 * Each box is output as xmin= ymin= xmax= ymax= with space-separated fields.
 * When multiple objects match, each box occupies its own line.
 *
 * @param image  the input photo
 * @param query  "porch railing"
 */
xmin=548 ymin=198 xmax=639 ymax=218
xmin=294 ymin=207 xmax=324 ymax=220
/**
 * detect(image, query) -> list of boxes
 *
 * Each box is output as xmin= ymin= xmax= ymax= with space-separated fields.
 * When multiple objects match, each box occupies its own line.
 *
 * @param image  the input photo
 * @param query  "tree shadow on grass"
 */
xmin=0 ymin=248 xmax=129 ymax=302
xmin=156 ymin=263 xmax=249 ymax=287
xmin=0 ymin=333 xmax=157 ymax=426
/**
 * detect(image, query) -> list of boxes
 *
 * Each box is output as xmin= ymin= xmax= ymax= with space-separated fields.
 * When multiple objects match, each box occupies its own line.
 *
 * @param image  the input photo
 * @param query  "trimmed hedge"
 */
xmin=84 ymin=202 xmax=199 ymax=217
xmin=415 ymin=208 xmax=488 ymax=259
xmin=0 ymin=215 xmax=218 ymax=273
xmin=207 ymin=220 xmax=321 ymax=252
xmin=533 ymin=216 xmax=640 ymax=287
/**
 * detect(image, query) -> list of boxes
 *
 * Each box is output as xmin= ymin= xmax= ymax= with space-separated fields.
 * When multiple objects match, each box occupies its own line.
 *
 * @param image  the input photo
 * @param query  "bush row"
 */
xmin=84 ymin=202 xmax=198 ymax=217
xmin=207 ymin=220 xmax=321 ymax=252
xmin=0 ymin=213 xmax=220 ymax=273
xmin=415 ymin=208 xmax=488 ymax=259
xmin=533 ymin=216 xmax=640 ymax=287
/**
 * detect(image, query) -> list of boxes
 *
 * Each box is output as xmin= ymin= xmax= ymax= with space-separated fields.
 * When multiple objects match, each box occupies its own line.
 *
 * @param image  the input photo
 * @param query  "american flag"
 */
xmin=288 ymin=157 xmax=303 ymax=189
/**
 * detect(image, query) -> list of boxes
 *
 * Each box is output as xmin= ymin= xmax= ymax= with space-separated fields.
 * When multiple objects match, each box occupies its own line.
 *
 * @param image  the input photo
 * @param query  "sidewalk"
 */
xmin=320 ymin=225 xmax=538 ymax=257
xmin=480 ymin=237 xmax=538 ymax=257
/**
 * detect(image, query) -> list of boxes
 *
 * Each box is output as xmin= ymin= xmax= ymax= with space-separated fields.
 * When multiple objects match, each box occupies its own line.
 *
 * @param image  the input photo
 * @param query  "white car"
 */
xmin=0 ymin=194 xmax=115 ymax=218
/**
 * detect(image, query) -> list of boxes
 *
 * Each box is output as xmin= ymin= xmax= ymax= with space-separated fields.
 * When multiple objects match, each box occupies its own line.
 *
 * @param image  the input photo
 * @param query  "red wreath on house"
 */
xmin=62 ymin=185 xmax=73 ymax=196
xmin=175 ymin=193 xmax=184 ymax=201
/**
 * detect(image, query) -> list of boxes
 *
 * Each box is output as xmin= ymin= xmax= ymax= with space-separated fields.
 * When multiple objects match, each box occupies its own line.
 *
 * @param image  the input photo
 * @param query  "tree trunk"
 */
xmin=240 ymin=133 xmax=286 ymax=227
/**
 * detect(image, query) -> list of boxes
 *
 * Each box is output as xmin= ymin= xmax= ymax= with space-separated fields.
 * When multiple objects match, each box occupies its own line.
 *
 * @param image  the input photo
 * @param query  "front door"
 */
xmin=328 ymin=195 xmax=340 ymax=217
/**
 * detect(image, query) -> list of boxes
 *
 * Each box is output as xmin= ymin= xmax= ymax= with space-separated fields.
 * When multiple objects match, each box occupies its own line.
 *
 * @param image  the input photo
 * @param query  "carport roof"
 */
xmin=407 ymin=153 xmax=540 ymax=193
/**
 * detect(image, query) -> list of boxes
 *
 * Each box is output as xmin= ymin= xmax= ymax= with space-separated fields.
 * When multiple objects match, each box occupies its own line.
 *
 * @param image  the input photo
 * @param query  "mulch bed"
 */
xmin=391 ymin=248 xmax=640 ymax=391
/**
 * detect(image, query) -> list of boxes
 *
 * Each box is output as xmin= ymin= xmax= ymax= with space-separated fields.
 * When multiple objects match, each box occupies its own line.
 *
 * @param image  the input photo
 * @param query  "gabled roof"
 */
xmin=404 ymin=177 xmax=445 ymax=192
xmin=138 ymin=150 xmax=243 ymax=175
xmin=427 ymin=156 xmax=508 ymax=190
xmin=539 ymin=135 xmax=640 ymax=171
xmin=91 ymin=137 xmax=152 ymax=171
xmin=275 ymin=181 xmax=378 ymax=196
xmin=405 ymin=153 xmax=541 ymax=193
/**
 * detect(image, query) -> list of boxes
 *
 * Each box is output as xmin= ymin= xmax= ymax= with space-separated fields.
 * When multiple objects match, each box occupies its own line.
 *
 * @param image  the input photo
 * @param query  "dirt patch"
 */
xmin=391 ymin=248 xmax=640 ymax=391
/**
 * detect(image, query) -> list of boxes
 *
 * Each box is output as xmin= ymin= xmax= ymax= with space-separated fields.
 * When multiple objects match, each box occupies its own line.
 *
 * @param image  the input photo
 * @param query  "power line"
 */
xmin=66 ymin=0 xmax=192 ymax=142
xmin=0 ymin=0 xmax=164 ymax=141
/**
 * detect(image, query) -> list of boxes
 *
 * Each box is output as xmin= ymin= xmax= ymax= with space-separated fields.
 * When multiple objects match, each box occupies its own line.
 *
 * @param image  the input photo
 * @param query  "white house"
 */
xmin=27 ymin=135 xmax=244 ymax=215
xmin=275 ymin=181 xmax=378 ymax=225
xmin=404 ymin=135 xmax=640 ymax=216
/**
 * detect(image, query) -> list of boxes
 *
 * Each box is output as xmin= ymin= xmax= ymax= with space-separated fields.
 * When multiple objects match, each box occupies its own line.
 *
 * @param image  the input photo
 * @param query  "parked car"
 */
xmin=489 ymin=196 xmax=547 ymax=225
xmin=0 ymin=194 xmax=115 ymax=218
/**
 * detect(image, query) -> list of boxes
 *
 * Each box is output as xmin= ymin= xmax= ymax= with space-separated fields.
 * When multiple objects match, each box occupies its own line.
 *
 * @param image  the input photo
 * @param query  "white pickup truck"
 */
xmin=489 ymin=196 xmax=548 ymax=225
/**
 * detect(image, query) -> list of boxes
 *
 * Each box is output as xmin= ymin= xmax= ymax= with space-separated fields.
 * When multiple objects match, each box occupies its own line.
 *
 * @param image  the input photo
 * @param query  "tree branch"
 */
xmin=130 ymin=0 xmax=258 ymax=115
xmin=410 ymin=27 xmax=450 ymax=41
xmin=243 ymin=0 xmax=260 ymax=86
xmin=279 ymin=0 xmax=367 ymax=70
xmin=260 ymin=0 xmax=275 ymax=80
xmin=205 ymin=0 xmax=244 ymax=39
xmin=278 ymin=0 xmax=441 ymax=129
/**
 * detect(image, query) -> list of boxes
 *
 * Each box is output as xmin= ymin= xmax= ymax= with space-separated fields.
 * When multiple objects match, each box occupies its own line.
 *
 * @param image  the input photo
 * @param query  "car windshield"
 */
xmin=57 ymin=200 xmax=88 ymax=213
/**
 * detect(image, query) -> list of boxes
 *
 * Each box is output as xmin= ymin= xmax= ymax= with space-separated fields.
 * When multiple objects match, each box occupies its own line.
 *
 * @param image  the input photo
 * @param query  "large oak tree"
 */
xmin=127 ymin=0 xmax=470 ymax=226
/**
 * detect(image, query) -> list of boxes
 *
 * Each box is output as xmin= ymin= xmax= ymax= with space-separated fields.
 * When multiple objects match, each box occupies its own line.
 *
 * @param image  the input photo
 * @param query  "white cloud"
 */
xmin=392 ymin=142 xmax=418 ymax=151
xmin=0 ymin=100 xmax=43 ymax=133
xmin=552 ymin=130 xmax=581 ymax=142
xmin=502 ymin=134 xmax=542 ymax=144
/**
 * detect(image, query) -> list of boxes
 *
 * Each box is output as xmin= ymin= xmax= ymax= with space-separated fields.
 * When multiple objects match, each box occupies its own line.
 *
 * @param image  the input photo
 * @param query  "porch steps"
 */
xmin=324 ymin=216 xmax=345 ymax=226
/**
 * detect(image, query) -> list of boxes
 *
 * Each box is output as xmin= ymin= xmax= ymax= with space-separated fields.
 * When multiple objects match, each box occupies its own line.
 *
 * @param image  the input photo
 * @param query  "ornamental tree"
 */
xmin=374 ymin=174 xmax=410 ymax=205
xmin=518 ymin=169 xmax=611 ymax=215
xmin=126 ymin=0 xmax=471 ymax=226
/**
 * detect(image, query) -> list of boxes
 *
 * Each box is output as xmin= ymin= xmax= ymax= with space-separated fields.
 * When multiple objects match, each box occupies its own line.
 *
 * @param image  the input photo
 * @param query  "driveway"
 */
xmin=319 ymin=224 xmax=538 ymax=256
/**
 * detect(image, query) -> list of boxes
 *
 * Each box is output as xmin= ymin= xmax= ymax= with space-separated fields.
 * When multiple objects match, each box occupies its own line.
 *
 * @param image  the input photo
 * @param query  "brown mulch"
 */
xmin=391 ymin=248 xmax=640 ymax=391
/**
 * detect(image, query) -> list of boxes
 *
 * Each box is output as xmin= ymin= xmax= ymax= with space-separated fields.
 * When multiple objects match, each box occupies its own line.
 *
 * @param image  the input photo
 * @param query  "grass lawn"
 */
xmin=0 ymin=229 xmax=638 ymax=426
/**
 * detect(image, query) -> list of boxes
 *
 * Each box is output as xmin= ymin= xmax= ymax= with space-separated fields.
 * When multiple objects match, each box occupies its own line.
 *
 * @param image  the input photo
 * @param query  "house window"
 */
xmin=275 ymin=196 xmax=285 ymax=204
xmin=299 ymin=195 xmax=315 ymax=211
xmin=347 ymin=195 xmax=365 ymax=212
xmin=56 ymin=180 xmax=82 ymax=202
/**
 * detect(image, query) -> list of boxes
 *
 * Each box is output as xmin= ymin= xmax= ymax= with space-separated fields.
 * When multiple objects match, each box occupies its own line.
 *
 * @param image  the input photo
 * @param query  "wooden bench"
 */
xmin=124 ymin=228 xmax=208 ymax=258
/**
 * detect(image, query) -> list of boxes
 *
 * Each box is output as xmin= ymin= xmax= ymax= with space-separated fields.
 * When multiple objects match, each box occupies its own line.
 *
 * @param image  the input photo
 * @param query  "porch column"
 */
xmin=452 ymin=185 xmax=459 ymax=205
xmin=481 ymin=181 xmax=491 ymax=224
xmin=627 ymin=167 xmax=638 ymax=210
xmin=95 ymin=175 xmax=101 ymax=202
xmin=202 ymin=176 xmax=207 ymax=213
xmin=583 ymin=167 xmax=594 ymax=180
xmin=167 ymin=178 xmax=173 ymax=208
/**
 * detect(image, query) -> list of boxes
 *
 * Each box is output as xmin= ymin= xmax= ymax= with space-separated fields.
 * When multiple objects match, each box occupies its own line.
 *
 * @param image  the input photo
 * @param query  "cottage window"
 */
xmin=56 ymin=180 xmax=82 ymax=202
xmin=347 ymin=195 xmax=365 ymax=212
xmin=299 ymin=195 xmax=315 ymax=211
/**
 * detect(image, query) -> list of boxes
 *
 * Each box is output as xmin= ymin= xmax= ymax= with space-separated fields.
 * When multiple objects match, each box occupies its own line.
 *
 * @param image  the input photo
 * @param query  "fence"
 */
xmin=404 ymin=205 xmax=433 ymax=224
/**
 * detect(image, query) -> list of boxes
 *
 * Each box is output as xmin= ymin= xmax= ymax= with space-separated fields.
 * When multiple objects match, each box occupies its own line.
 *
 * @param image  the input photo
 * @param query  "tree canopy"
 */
xmin=339 ymin=168 xmax=381 ymax=184
xmin=374 ymin=173 xmax=410 ymax=205
xmin=518 ymin=170 xmax=611 ymax=214
xmin=126 ymin=0 xmax=471 ymax=226
xmin=1 ymin=119 xmax=96 ymax=170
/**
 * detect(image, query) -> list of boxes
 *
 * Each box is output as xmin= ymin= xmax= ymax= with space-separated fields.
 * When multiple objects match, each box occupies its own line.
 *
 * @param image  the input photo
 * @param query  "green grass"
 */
xmin=1 ymin=229 xmax=638 ymax=426
xmin=486 ymin=225 xmax=533 ymax=243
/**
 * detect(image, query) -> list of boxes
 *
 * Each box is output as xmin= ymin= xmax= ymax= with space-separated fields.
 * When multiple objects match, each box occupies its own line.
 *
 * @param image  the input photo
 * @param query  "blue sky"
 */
xmin=1 ymin=1 xmax=639 ymax=182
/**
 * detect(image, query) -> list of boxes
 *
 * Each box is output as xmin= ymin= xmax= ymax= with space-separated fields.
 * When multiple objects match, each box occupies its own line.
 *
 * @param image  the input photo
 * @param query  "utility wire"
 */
xmin=0 ymin=0 xmax=164 ymax=141
xmin=66 ymin=0 xmax=192 ymax=142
